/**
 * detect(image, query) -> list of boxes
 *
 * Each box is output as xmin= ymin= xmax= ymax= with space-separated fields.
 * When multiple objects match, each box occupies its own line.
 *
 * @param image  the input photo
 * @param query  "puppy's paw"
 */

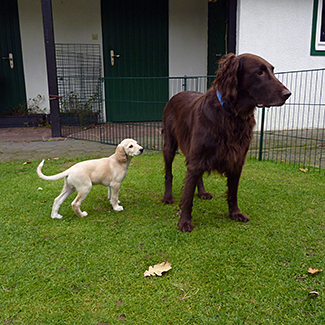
xmin=52 ymin=214 xmax=63 ymax=219
xmin=113 ymin=205 xmax=124 ymax=212
xmin=81 ymin=211 xmax=88 ymax=217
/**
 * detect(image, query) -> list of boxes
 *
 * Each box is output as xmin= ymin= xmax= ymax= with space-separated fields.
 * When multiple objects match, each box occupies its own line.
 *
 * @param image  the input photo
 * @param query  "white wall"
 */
xmin=52 ymin=0 xmax=102 ymax=45
xmin=169 ymin=0 xmax=208 ymax=77
xmin=237 ymin=0 xmax=325 ymax=132
xmin=237 ymin=0 xmax=325 ymax=72
xmin=18 ymin=0 xmax=49 ymax=113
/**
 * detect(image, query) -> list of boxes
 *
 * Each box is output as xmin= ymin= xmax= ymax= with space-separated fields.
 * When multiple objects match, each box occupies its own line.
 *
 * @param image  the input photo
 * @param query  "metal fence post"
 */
xmin=258 ymin=106 xmax=266 ymax=161
xmin=183 ymin=75 xmax=187 ymax=91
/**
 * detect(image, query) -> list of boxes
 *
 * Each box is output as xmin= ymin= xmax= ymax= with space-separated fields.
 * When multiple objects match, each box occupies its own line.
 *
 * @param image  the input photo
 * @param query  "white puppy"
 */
xmin=37 ymin=138 xmax=143 ymax=219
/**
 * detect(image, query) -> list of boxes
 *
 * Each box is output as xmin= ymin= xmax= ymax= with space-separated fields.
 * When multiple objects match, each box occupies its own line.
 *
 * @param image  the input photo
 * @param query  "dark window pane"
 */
xmin=321 ymin=0 xmax=325 ymax=41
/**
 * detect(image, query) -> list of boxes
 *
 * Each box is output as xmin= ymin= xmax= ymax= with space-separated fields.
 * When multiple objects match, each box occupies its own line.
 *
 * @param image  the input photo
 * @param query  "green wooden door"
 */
xmin=0 ymin=0 xmax=26 ymax=115
xmin=208 ymin=0 xmax=227 ymax=76
xmin=101 ymin=0 xmax=168 ymax=122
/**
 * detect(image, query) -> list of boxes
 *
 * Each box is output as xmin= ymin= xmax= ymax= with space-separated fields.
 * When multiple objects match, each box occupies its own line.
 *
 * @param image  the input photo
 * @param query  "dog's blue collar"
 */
xmin=216 ymin=90 xmax=225 ymax=106
xmin=216 ymin=89 xmax=253 ymax=120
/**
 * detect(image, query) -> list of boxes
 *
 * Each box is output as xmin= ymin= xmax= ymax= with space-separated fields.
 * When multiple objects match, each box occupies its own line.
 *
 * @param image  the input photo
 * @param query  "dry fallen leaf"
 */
xmin=299 ymin=168 xmax=308 ymax=173
xmin=23 ymin=161 xmax=32 ymax=165
xmin=308 ymin=267 xmax=322 ymax=274
xmin=144 ymin=261 xmax=172 ymax=277
xmin=308 ymin=290 xmax=319 ymax=296
xmin=37 ymin=187 xmax=43 ymax=191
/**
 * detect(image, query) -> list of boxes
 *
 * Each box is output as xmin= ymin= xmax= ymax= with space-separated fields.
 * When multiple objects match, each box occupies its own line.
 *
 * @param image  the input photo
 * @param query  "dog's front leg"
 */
xmin=226 ymin=171 xmax=249 ymax=222
xmin=108 ymin=186 xmax=120 ymax=204
xmin=179 ymin=168 xmax=202 ymax=232
xmin=109 ymin=183 xmax=123 ymax=211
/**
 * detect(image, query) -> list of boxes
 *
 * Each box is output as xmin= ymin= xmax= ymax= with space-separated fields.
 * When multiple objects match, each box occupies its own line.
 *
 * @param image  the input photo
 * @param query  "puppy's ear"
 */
xmin=213 ymin=53 xmax=239 ymax=103
xmin=115 ymin=145 xmax=128 ymax=163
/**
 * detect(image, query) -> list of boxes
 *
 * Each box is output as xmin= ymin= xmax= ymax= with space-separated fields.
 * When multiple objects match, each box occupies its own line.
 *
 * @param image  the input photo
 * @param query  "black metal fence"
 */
xmin=250 ymin=68 xmax=325 ymax=172
xmin=59 ymin=70 xmax=325 ymax=172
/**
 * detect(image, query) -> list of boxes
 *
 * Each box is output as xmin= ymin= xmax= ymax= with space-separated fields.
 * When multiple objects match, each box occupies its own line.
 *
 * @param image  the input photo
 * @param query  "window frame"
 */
xmin=311 ymin=0 xmax=325 ymax=55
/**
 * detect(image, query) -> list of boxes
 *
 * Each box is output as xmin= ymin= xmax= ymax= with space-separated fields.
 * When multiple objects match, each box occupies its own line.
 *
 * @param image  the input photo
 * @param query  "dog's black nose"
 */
xmin=140 ymin=148 xmax=144 ymax=153
xmin=282 ymin=89 xmax=291 ymax=100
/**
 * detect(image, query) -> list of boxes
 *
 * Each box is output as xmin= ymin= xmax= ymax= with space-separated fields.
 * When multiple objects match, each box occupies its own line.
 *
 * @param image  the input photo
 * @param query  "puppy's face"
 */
xmin=119 ymin=139 xmax=143 ymax=158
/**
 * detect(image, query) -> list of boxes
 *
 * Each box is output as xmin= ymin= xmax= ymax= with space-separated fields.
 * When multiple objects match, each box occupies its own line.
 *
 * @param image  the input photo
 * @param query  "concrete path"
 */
xmin=0 ymin=127 xmax=116 ymax=162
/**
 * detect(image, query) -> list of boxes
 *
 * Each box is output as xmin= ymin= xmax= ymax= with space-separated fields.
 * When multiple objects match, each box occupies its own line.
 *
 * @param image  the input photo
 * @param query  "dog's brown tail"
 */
xmin=37 ymin=159 xmax=69 ymax=181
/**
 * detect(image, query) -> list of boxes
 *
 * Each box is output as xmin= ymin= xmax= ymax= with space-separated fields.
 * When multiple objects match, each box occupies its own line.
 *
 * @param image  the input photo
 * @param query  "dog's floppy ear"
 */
xmin=213 ymin=53 xmax=239 ymax=103
xmin=115 ymin=145 xmax=128 ymax=163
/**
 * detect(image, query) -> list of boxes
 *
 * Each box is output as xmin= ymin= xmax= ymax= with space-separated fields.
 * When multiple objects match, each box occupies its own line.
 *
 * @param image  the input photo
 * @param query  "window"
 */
xmin=311 ymin=0 xmax=325 ymax=55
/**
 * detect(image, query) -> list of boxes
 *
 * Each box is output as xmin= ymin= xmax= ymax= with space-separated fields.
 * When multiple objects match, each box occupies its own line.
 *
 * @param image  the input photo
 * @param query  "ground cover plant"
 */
xmin=1 ymin=153 xmax=325 ymax=324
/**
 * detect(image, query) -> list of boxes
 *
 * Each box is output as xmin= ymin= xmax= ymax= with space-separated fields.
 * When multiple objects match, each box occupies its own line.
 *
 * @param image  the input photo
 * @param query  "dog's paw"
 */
xmin=178 ymin=219 xmax=194 ymax=232
xmin=52 ymin=214 xmax=63 ymax=219
xmin=162 ymin=196 xmax=175 ymax=204
xmin=81 ymin=211 xmax=88 ymax=217
xmin=229 ymin=212 xmax=250 ymax=223
xmin=113 ymin=205 xmax=124 ymax=212
xmin=198 ymin=192 xmax=214 ymax=200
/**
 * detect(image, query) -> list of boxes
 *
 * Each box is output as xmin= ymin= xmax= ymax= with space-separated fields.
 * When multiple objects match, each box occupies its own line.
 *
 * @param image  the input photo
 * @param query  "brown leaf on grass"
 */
xmin=308 ymin=267 xmax=322 ymax=274
xmin=23 ymin=161 xmax=32 ymax=165
xmin=299 ymin=168 xmax=308 ymax=173
xmin=144 ymin=261 xmax=172 ymax=277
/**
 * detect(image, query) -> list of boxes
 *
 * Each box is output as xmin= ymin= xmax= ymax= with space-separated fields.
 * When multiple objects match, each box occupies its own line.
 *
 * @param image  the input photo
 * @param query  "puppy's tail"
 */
xmin=37 ymin=159 xmax=69 ymax=181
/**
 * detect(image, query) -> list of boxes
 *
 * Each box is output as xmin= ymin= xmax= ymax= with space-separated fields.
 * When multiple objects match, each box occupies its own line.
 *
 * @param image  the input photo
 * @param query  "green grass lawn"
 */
xmin=1 ymin=153 xmax=325 ymax=324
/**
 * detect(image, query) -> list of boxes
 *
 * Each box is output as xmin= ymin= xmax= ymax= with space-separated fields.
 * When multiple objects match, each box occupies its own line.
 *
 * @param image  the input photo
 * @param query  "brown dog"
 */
xmin=162 ymin=53 xmax=291 ymax=232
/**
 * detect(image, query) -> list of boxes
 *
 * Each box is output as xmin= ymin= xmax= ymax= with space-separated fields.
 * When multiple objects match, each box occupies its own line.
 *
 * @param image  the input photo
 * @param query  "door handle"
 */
xmin=110 ymin=50 xmax=120 ymax=66
xmin=2 ymin=53 xmax=14 ymax=69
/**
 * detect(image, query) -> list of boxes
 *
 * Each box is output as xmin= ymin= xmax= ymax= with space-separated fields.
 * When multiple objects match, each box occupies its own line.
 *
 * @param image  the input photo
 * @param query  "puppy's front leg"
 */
xmin=107 ymin=186 xmax=111 ymax=200
xmin=108 ymin=186 xmax=120 ymax=204
xmin=109 ymin=183 xmax=123 ymax=211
